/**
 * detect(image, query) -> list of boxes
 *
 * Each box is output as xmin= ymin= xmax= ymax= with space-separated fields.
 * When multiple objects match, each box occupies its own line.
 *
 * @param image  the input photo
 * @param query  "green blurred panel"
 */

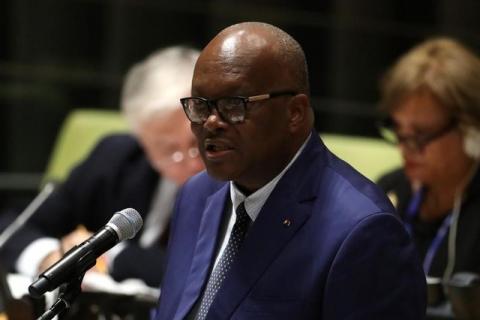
xmin=321 ymin=133 xmax=402 ymax=181
xmin=44 ymin=109 xmax=128 ymax=183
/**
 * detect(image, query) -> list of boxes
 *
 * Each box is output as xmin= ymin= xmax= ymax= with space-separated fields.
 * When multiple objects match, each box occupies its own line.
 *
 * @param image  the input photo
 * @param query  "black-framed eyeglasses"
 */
xmin=180 ymin=90 xmax=297 ymax=124
xmin=377 ymin=117 xmax=458 ymax=152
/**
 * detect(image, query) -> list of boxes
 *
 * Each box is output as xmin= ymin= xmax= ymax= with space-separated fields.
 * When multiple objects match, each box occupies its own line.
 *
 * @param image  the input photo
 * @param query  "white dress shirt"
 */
xmin=211 ymin=133 xmax=311 ymax=270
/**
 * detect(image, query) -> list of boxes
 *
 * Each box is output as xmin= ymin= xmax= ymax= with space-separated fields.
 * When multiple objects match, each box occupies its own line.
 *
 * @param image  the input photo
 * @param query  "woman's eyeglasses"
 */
xmin=378 ymin=117 xmax=458 ymax=152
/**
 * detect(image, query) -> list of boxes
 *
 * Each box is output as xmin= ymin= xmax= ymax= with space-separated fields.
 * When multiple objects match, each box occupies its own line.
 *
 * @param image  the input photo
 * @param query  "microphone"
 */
xmin=28 ymin=208 xmax=143 ymax=298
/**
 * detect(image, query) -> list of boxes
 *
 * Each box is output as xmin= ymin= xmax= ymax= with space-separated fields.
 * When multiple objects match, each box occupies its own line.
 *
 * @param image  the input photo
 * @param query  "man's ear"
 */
xmin=287 ymin=93 xmax=311 ymax=133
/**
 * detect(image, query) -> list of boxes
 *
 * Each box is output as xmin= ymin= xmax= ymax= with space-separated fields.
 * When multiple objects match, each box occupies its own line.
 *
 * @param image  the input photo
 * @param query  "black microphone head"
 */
xmin=107 ymin=208 xmax=143 ymax=241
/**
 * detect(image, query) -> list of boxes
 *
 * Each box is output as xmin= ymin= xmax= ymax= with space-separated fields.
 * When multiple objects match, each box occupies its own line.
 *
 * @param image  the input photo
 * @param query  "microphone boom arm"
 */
xmin=38 ymin=272 xmax=85 ymax=320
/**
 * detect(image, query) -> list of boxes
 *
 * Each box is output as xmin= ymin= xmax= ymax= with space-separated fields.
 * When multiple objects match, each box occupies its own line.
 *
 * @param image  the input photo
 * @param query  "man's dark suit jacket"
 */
xmin=0 ymin=134 xmax=166 ymax=287
xmin=154 ymin=132 xmax=427 ymax=319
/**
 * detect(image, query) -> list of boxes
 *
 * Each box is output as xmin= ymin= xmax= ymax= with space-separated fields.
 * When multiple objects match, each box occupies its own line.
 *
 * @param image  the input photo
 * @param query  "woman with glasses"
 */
xmin=377 ymin=37 xmax=480 ymax=294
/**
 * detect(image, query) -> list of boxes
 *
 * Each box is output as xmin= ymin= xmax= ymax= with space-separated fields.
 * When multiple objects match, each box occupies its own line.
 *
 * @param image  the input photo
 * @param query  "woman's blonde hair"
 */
xmin=380 ymin=37 xmax=480 ymax=129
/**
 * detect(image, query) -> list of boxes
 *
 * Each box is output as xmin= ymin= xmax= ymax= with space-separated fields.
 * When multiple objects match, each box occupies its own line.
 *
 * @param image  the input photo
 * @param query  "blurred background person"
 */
xmin=377 ymin=37 xmax=480 ymax=290
xmin=0 ymin=45 xmax=204 ymax=288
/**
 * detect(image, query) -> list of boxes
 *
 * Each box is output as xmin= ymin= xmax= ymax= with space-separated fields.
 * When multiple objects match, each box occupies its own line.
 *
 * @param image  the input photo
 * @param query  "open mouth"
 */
xmin=204 ymin=139 xmax=233 ymax=160
xmin=205 ymin=142 xmax=231 ymax=152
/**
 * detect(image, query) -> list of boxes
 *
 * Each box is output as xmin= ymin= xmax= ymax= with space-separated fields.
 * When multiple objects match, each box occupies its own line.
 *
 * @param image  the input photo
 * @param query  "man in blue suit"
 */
xmin=154 ymin=22 xmax=426 ymax=319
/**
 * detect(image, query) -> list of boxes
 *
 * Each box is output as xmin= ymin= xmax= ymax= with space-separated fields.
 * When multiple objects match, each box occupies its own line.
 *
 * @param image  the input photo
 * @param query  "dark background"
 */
xmin=1 ymin=0 xmax=480 ymax=209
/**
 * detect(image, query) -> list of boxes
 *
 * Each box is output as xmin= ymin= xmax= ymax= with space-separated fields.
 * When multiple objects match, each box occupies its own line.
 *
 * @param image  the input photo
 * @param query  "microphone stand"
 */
xmin=37 ymin=273 xmax=84 ymax=320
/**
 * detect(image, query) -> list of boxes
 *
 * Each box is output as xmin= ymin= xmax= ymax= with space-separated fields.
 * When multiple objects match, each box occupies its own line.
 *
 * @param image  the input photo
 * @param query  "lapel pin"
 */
xmin=283 ymin=218 xmax=292 ymax=227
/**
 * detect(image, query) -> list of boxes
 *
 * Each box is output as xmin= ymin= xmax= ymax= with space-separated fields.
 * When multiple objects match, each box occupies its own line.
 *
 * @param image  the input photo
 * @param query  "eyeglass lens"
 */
xmin=379 ymin=118 xmax=457 ymax=151
xmin=182 ymin=97 xmax=246 ymax=124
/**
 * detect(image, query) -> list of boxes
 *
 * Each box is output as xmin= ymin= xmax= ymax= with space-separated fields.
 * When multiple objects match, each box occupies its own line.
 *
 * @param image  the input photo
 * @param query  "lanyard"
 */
xmin=404 ymin=187 xmax=453 ymax=274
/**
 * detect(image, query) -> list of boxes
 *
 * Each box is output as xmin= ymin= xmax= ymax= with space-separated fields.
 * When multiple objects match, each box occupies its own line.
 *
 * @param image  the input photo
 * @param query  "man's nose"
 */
xmin=203 ymin=109 xmax=228 ymax=131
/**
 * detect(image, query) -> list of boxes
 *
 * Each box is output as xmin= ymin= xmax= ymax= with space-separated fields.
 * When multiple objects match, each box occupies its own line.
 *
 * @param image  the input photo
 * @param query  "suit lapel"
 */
xmin=208 ymin=133 xmax=323 ymax=319
xmin=209 ymin=192 xmax=313 ymax=319
xmin=174 ymin=184 xmax=230 ymax=320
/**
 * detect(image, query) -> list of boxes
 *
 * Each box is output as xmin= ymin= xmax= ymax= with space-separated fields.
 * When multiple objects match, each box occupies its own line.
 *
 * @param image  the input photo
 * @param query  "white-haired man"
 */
xmin=0 ymin=46 xmax=204 ymax=287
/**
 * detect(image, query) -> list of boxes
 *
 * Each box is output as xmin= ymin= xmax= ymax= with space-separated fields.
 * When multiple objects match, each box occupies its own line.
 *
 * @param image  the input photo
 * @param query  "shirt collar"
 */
xmin=230 ymin=133 xmax=312 ymax=222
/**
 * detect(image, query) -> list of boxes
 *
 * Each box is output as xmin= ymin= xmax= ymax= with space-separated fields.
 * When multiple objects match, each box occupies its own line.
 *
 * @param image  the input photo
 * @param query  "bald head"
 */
xmin=195 ymin=22 xmax=310 ymax=96
xmin=188 ymin=22 xmax=314 ymax=191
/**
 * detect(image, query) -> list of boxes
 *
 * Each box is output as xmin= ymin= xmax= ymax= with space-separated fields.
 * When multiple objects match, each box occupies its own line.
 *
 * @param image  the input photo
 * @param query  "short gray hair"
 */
xmin=121 ymin=46 xmax=199 ymax=133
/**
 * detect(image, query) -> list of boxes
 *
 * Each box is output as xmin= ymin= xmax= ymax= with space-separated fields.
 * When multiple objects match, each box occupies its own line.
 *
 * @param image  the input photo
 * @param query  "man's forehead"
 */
xmin=218 ymin=32 xmax=244 ymax=57
xmin=199 ymin=28 xmax=273 ymax=64
xmin=219 ymin=31 xmax=269 ymax=53
xmin=192 ymin=28 xmax=287 ymax=95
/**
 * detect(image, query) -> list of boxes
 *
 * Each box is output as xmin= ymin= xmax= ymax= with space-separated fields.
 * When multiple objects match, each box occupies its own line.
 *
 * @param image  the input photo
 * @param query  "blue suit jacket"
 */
xmin=155 ymin=133 xmax=426 ymax=319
